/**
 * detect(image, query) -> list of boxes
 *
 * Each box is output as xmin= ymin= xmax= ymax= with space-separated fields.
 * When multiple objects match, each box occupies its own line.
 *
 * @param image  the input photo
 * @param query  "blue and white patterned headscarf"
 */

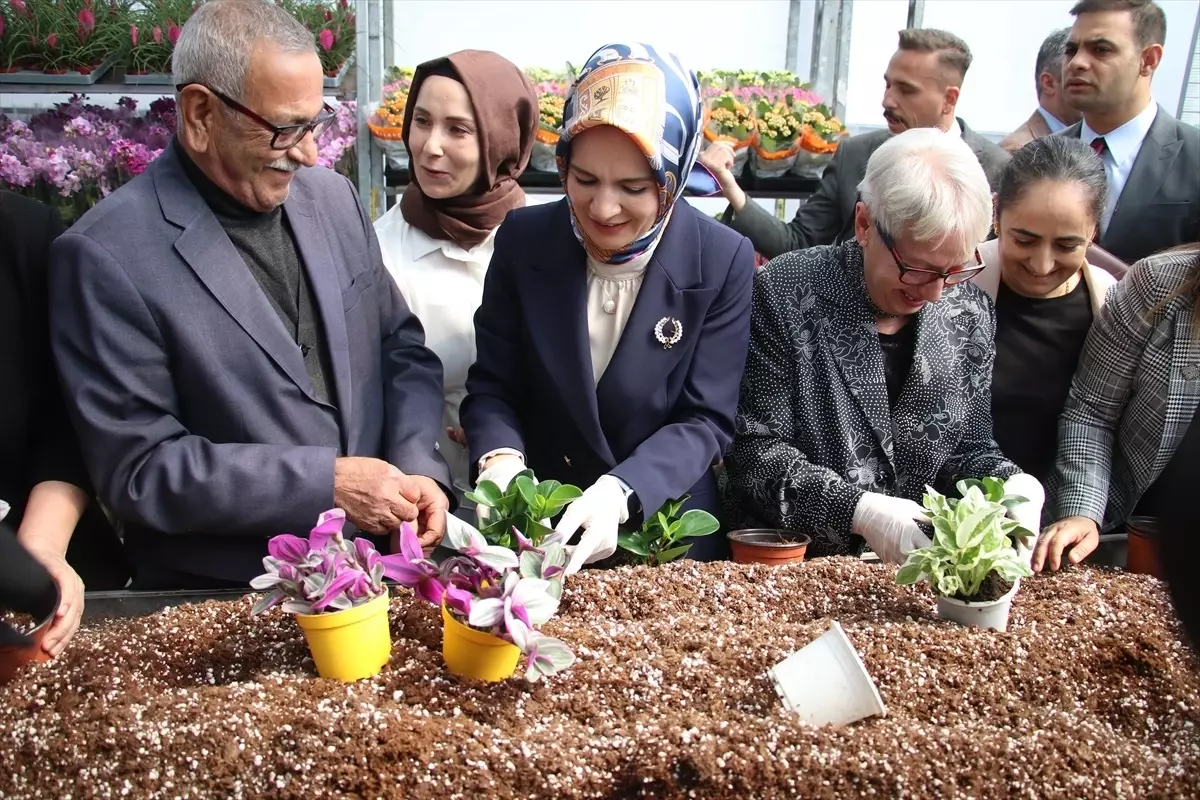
xmin=555 ymin=42 xmax=717 ymax=265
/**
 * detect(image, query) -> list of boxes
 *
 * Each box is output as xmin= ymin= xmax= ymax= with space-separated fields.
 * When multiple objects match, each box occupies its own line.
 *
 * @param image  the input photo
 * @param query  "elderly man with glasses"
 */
xmin=723 ymin=128 xmax=1044 ymax=564
xmin=47 ymin=0 xmax=452 ymax=589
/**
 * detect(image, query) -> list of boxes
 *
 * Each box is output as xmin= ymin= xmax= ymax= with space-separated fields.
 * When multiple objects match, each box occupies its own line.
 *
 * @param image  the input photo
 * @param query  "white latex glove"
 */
xmin=851 ymin=492 xmax=932 ymax=565
xmin=1002 ymin=473 xmax=1045 ymax=567
xmin=475 ymin=454 xmax=527 ymax=526
xmin=558 ymin=475 xmax=630 ymax=574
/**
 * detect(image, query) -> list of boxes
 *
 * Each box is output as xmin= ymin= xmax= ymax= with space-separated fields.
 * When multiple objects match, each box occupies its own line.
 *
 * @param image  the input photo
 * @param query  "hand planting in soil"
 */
xmin=248 ymin=509 xmax=410 ymax=615
xmin=466 ymin=469 xmax=582 ymax=549
xmin=617 ymin=495 xmax=719 ymax=566
xmin=392 ymin=520 xmax=575 ymax=680
xmin=895 ymin=478 xmax=1033 ymax=601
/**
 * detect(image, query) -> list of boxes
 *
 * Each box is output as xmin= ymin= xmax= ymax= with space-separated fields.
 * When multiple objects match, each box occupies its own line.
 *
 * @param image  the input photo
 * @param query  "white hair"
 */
xmin=173 ymin=0 xmax=315 ymax=109
xmin=858 ymin=128 xmax=992 ymax=256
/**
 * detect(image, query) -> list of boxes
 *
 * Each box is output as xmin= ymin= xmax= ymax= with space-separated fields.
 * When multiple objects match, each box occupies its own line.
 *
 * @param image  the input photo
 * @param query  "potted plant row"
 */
xmin=895 ymin=478 xmax=1036 ymax=632
xmin=0 ymin=0 xmax=127 ymax=85
xmin=122 ymin=0 xmax=190 ymax=85
xmin=281 ymin=0 xmax=355 ymax=90
xmin=250 ymin=505 xmax=577 ymax=684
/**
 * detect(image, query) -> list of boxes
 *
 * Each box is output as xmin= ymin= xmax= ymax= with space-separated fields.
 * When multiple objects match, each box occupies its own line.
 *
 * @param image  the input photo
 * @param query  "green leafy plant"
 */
xmin=895 ymin=478 xmax=1034 ymax=600
xmin=281 ymin=0 xmax=355 ymax=78
xmin=124 ymin=0 xmax=193 ymax=76
xmin=465 ymin=470 xmax=582 ymax=550
xmin=617 ymin=495 xmax=720 ymax=566
xmin=15 ymin=0 xmax=132 ymax=73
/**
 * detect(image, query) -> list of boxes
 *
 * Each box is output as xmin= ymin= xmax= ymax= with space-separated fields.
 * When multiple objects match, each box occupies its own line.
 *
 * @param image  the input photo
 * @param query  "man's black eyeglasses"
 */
xmin=176 ymin=83 xmax=336 ymax=150
xmin=877 ymin=226 xmax=984 ymax=287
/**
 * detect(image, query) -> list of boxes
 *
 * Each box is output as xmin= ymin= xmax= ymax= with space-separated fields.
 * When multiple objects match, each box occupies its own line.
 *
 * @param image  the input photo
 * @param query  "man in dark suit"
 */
xmin=49 ymin=0 xmax=452 ymax=589
xmin=700 ymin=28 xmax=1010 ymax=259
xmin=1058 ymin=0 xmax=1200 ymax=265
xmin=999 ymin=28 xmax=1082 ymax=153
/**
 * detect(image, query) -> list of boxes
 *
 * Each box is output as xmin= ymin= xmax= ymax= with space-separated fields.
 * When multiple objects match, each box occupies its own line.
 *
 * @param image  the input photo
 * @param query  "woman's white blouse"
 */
xmin=585 ymin=248 xmax=653 ymax=385
xmin=374 ymin=207 xmax=497 ymax=502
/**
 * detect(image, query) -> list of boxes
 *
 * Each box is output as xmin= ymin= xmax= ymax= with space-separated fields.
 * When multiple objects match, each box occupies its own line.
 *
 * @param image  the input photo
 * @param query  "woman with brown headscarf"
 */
xmin=374 ymin=51 xmax=537 ymax=513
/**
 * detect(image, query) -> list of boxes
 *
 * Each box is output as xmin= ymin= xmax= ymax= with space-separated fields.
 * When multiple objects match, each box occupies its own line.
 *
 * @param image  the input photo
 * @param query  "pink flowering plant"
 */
xmin=124 ymin=0 xmax=194 ymax=75
xmin=314 ymin=99 xmax=356 ymax=179
xmin=282 ymin=0 xmax=355 ymax=78
xmin=0 ymin=94 xmax=356 ymax=221
xmin=392 ymin=521 xmax=576 ymax=681
xmin=249 ymin=508 xmax=408 ymax=615
xmin=15 ymin=0 xmax=131 ymax=73
xmin=0 ymin=94 xmax=174 ymax=219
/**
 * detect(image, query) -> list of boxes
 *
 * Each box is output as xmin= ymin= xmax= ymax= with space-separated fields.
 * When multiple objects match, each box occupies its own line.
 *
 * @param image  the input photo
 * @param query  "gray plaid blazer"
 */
xmin=1048 ymin=249 xmax=1200 ymax=528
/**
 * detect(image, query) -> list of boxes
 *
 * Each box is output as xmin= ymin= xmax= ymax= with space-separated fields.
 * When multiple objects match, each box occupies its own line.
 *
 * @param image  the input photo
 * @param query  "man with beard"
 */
xmin=49 ymin=0 xmax=453 ymax=589
xmin=1058 ymin=0 xmax=1199 ymax=265
xmin=700 ymin=28 xmax=1009 ymax=259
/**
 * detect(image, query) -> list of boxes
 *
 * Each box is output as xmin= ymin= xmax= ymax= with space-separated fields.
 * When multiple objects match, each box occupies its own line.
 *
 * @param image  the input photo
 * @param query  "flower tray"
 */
xmin=324 ymin=59 xmax=351 ymax=90
xmin=122 ymin=70 xmax=173 ymax=86
xmin=0 ymin=53 xmax=118 ymax=85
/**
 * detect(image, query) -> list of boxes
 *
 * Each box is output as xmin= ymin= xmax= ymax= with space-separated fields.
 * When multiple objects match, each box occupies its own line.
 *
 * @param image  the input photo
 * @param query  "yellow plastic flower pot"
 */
xmin=295 ymin=592 xmax=391 ymax=682
xmin=441 ymin=603 xmax=520 ymax=682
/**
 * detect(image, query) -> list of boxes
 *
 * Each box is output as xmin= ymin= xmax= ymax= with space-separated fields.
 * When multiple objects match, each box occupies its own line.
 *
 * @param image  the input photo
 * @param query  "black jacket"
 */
xmin=0 ymin=191 xmax=128 ymax=589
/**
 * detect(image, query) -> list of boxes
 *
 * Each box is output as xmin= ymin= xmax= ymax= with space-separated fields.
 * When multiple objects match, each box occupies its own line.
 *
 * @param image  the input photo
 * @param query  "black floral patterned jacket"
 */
xmin=723 ymin=241 xmax=1020 ymax=557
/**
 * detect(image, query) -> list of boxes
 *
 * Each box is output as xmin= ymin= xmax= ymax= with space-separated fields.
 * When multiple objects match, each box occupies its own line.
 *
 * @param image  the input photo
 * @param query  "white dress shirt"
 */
xmin=1081 ymin=100 xmax=1158 ymax=233
xmin=374 ymin=204 xmax=503 ymax=505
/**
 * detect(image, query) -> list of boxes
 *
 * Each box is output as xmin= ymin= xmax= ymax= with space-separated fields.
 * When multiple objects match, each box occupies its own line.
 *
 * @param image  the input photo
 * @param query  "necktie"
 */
xmin=1090 ymin=136 xmax=1108 ymax=157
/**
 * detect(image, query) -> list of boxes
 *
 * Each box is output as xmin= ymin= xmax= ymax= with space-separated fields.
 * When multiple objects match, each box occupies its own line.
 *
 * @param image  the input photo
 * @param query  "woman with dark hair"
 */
xmin=373 ymin=51 xmax=538 ymax=513
xmin=1039 ymin=242 xmax=1200 ymax=572
xmin=976 ymin=135 xmax=1113 ymax=486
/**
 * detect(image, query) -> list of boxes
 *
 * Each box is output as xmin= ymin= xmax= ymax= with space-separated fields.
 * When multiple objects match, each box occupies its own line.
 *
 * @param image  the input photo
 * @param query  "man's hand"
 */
xmin=396 ymin=473 xmax=450 ymax=552
xmin=1032 ymin=516 xmax=1100 ymax=572
xmin=20 ymin=543 xmax=84 ymax=658
xmin=697 ymin=142 xmax=748 ymax=213
xmin=333 ymin=457 xmax=418 ymax=534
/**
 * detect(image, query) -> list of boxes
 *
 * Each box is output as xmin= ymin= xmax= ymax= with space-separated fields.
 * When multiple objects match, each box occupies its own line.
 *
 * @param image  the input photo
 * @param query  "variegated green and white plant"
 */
xmin=895 ymin=478 xmax=1034 ymax=600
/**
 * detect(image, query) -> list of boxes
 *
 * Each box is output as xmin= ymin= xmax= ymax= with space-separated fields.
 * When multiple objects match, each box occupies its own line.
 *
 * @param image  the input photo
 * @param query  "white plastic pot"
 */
xmin=936 ymin=579 xmax=1020 ymax=632
xmin=768 ymin=621 xmax=887 ymax=727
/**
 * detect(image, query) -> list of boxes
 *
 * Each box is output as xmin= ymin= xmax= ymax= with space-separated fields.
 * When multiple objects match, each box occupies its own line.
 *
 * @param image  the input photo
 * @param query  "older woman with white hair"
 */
xmin=724 ymin=128 xmax=1044 ymax=562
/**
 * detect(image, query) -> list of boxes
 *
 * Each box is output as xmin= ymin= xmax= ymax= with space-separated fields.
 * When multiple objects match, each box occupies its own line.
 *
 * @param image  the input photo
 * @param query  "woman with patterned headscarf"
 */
xmin=461 ymin=42 xmax=754 ymax=572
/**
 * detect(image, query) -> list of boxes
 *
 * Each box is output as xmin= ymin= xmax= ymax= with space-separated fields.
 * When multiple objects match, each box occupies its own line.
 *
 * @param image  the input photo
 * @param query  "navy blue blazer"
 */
xmin=461 ymin=198 xmax=754 ymax=560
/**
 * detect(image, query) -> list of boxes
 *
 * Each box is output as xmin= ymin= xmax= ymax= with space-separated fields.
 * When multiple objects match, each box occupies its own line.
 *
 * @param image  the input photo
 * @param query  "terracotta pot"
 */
xmin=43 ymin=69 xmax=68 ymax=75
xmin=1125 ymin=516 xmax=1165 ymax=579
xmin=728 ymin=529 xmax=811 ymax=566
xmin=0 ymin=583 xmax=60 ymax=686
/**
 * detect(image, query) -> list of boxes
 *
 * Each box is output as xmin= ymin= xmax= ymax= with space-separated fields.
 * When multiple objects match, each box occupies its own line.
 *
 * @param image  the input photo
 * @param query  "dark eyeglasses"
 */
xmin=877 ymin=226 xmax=984 ymax=287
xmin=176 ymin=83 xmax=337 ymax=150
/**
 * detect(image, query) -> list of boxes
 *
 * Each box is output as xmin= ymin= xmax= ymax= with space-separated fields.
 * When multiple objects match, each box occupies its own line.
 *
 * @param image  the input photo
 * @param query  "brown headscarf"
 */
xmin=400 ymin=51 xmax=538 ymax=250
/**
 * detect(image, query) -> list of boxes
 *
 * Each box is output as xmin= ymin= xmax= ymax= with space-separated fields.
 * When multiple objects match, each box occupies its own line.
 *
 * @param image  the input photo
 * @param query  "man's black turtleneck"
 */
xmin=174 ymin=139 xmax=337 ymax=414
